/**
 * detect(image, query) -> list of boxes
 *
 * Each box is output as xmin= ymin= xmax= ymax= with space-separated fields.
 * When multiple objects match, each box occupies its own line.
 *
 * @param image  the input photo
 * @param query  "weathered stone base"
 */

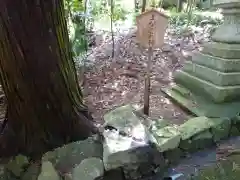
xmin=173 ymin=42 xmax=240 ymax=103
xmin=175 ymin=70 xmax=240 ymax=103
xmin=161 ymin=84 xmax=240 ymax=118
xmin=203 ymin=42 xmax=240 ymax=59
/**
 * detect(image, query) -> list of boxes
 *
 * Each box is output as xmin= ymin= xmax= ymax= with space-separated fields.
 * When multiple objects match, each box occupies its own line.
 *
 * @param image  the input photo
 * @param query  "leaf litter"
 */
xmin=83 ymin=25 xmax=212 ymax=125
xmin=0 ymin=24 xmax=213 ymax=126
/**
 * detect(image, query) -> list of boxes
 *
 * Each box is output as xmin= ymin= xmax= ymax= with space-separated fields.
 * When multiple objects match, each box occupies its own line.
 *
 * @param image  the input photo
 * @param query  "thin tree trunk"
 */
xmin=110 ymin=0 xmax=115 ymax=58
xmin=0 ymin=0 xmax=97 ymax=158
xmin=134 ymin=0 xmax=139 ymax=13
xmin=141 ymin=0 xmax=147 ymax=13
xmin=177 ymin=0 xmax=183 ymax=12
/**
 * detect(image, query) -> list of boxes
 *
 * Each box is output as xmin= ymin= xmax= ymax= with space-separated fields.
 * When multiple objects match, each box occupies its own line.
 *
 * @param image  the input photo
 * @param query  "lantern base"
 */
xmin=161 ymin=84 xmax=240 ymax=118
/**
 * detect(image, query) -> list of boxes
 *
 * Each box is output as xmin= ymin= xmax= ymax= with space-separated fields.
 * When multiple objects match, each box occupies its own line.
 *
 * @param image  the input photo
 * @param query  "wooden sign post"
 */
xmin=136 ymin=9 xmax=168 ymax=115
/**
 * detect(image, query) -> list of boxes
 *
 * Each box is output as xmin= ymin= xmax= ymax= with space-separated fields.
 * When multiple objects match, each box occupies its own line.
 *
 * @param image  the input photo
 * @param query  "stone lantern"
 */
xmin=163 ymin=0 xmax=240 ymax=118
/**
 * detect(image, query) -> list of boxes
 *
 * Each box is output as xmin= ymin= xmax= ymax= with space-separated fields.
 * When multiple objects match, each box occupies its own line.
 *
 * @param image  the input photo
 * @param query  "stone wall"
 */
xmin=2 ymin=104 xmax=240 ymax=180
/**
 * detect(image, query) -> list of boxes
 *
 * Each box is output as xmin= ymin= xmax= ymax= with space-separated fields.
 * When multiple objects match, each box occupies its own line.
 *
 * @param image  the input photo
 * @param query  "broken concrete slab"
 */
xmin=179 ymin=130 xmax=213 ymax=152
xmin=103 ymin=104 xmax=148 ymax=136
xmin=102 ymin=126 xmax=165 ymax=180
xmin=179 ymin=117 xmax=213 ymax=141
xmin=151 ymin=125 xmax=181 ymax=152
xmin=208 ymin=118 xmax=231 ymax=142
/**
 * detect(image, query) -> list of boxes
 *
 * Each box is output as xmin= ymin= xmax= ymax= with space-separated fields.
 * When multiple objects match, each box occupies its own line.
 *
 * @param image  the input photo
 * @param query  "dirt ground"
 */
xmin=83 ymin=26 xmax=210 ymax=125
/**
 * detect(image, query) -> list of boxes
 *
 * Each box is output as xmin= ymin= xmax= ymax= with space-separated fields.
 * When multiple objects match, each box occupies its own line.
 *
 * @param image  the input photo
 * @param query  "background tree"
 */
xmin=110 ymin=0 xmax=115 ymax=58
xmin=0 ymin=0 xmax=97 ymax=158
xmin=142 ymin=0 xmax=147 ymax=12
xmin=177 ymin=0 xmax=184 ymax=12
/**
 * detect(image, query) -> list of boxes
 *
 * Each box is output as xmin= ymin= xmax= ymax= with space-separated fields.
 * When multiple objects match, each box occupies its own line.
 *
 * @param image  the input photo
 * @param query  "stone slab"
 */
xmin=161 ymin=84 xmax=240 ymax=118
xmin=175 ymin=70 xmax=240 ymax=103
xmin=179 ymin=117 xmax=213 ymax=140
xmin=184 ymin=130 xmax=213 ymax=151
xmin=183 ymin=61 xmax=240 ymax=86
xmin=103 ymin=105 xmax=142 ymax=134
xmin=192 ymin=51 xmax=240 ymax=73
xmin=213 ymin=0 xmax=240 ymax=7
xmin=151 ymin=125 xmax=181 ymax=152
xmin=208 ymin=118 xmax=231 ymax=142
xmin=202 ymin=42 xmax=240 ymax=59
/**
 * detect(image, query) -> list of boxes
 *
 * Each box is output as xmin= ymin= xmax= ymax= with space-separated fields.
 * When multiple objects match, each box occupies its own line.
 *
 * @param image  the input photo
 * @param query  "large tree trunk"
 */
xmin=0 ymin=0 xmax=97 ymax=158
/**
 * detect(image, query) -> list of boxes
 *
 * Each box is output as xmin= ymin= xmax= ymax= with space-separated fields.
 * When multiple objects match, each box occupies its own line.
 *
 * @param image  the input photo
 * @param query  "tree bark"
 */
xmin=141 ymin=0 xmax=147 ymax=13
xmin=0 ymin=0 xmax=97 ymax=158
xmin=177 ymin=0 xmax=184 ymax=12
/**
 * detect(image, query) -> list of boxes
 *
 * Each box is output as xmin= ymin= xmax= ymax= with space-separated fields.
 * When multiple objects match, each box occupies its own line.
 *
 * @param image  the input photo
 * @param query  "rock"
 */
xmin=149 ymin=119 xmax=170 ymax=132
xmin=0 ymin=165 xmax=7 ymax=180
xmin=163 ymin=148 xmax=183 ymax=165
xmin=103 ymin=104 xmax=154 ymax=146
xmin=72 ymin=157 xmax=104 ymax=180
xmin=21 ymin=162 xmax=41 ymax=180
xmin=103 ymin=129 xmax=152 ymax=170
xmin=180 ymin=130 xmax=213 ymax=151
xmin=42 ymin=135 xmax=103 ymax=173
xmin=0 ymin=166 xmax=4 ymax=176
xmin=37 ymin=161 xmax=60 ymax=180
xmin=0 ymin=170 xmax=18 ymax=180
xmin=103 ymin=128 xmax=164 ymax=179
xmin=151 ymin=125 xmax=181 ymax=152
xmin=180 ymin=117 xmax=232 ymax=144
xmin=192 ymin=130 xmax=213 ymax=149
xmin=229 ymin=126 xmax=240 ymax=136
xmin=103 ymin=104 xmax=147 ymax=136
xmin=231 ymin=116 xmax=240 ymax=129
xmin=180 ymin=117 xmax=213 ymax=140
xmin=6 ymin=154 xmax=29 ymax=177
xmin=103 ymin=104 xmax=167 ymax=179
xmin=208 ymin=118 xmax=231 ymax=142
xmin=98 ymin=168 xmax=124 ymax=180
xmin=63 ymin=173 xmax=72 ymax=180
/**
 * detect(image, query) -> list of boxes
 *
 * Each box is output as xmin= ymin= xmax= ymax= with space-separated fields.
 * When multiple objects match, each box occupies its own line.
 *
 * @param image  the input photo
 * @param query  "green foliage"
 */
xmin=65 ymin=0 xmax=129 ymax=57
xmin=91 ymin=0 xmax=128 ymax=22
xmin=65 ymin=0 xmax=88 ymax=57
xmin=64 ymin=0 xmax=84 ymax=13
xmin=112 ymin=3 xmax=128 ymax=21
xmin=169 ymin=12 xmax=222 ymax=27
